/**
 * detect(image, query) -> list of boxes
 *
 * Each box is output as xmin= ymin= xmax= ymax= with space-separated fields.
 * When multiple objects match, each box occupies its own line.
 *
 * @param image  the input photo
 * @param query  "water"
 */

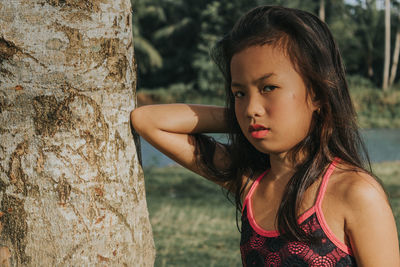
xmin=140 ymin=129 xmax=400 ymax=167
xmin=361 ymin=128 xmax=400 ymax=163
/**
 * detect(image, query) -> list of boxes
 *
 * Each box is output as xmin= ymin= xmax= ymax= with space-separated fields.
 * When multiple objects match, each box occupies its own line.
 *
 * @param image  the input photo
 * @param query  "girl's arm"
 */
xmin=130 ymin=104 xmax=231 ymax=187
xmin=343 ymin=173 xmax=400 ymax=266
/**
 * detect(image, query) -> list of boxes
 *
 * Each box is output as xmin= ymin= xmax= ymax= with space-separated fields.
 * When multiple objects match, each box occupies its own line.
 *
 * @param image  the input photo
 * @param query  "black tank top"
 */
xmin=240 ymin=159 xmax=357 ymax=266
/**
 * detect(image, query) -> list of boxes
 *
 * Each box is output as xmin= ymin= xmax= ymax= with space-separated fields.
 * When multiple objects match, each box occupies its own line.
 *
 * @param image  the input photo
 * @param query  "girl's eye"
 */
xmin=233 ymin=91 xmax=245 ymax=98
xmin=261 ymin=85 xmax=277 ymax=93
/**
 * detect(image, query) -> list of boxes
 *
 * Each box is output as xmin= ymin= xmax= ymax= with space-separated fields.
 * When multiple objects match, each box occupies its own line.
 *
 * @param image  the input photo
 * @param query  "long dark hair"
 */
xmin=194 ymin=5 xmax=376 ymax=243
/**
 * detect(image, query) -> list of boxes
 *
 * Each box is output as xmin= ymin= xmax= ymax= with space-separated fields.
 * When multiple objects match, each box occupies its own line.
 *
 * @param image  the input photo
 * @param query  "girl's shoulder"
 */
xmin=328 ymin=163 xmax=390 ymax=232
xmin=329 ymin=163 xmax=388 ymax=209
xmin=329 ymin=163 xmax=399 ymax=264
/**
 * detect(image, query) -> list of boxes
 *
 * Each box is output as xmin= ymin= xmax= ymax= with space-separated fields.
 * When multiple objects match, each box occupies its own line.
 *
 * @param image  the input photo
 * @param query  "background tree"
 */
xmin=350 ymin=0 xmax=384 ymax=82
xmin=132 ymin=0 xmax=164 ymax=76
xmin=0 ymin=0 xmax=154 ymax=265
xmin=134 ymin=0 xmax=400 ymax=101
xmin=320 ymin=0 xmax=326 ymax=22
xmin=193 ymin=0 xmax=261 ymax=100
xmin=383 ymin=0 xmax=391 ymax=90
xmin=389 ymin=0 xmax=400 ymax=86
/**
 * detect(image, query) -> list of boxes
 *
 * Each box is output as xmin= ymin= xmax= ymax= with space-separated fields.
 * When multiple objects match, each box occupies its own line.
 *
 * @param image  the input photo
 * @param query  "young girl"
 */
xmin=131 ymin=5 xmax=400 ymax=266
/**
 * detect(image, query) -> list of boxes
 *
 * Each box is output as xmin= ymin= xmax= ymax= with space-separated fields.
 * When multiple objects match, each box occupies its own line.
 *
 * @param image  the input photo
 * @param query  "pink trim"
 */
xmin=242 ymin=170 xmax=268 ymax=213
xmin=297 ymin=206 xmax=316 ymax=223
xmin=248 ymin=196 xmax=280 ymax=237
xmin=315 ymin=159 xmax=338 ymax=206
xmin=243 ymin=158 xmax=354 ymax=256
xmin=248 ymin=201 xmax=318 ymax=237
xmin=315 ymin=158 xmax=354 ymax=256
xmin=315 ymin=207 xmax=353 ymax=255
xmin=243 ymin=169 xmax=317 ymax=237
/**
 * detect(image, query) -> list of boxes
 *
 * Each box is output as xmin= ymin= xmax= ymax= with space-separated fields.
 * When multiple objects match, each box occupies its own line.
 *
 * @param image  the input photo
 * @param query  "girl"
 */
xmin=131 ymin=5 xmax=400 ymax=266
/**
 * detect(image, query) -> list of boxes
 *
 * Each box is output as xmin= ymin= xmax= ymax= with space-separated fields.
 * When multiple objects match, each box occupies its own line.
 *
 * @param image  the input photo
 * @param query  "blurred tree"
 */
xmin=320 ymin=0 xmax=326 ymax=21
xmin=137 ymin=0 xmax=211 ymax=90
xmin=131 ymin=0 xmax=164 ymax=76
xmin=274 ymin=0 xmax=317 ymax=11
xmin=327 ymin=1 xmax=361 ymax=73
xmin=383 ymin=0 xmax=391 ymax=90
xmin=134 ymin=0 xmax=399 ymax=102
xmin=349 ymin=0 xmax=384 ymax=83
xmin=389 ymin=1 xmax=400 ymax=86
xmin=193 ymin=0 xmax=318 ymax=97
xmin=193 ymin=0 xmax=262 ymax=98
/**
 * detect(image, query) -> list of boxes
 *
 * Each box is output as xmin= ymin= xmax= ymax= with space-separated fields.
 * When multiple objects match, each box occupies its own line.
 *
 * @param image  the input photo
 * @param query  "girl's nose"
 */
xmin=245 ymin=95 xmax=266 ymax=118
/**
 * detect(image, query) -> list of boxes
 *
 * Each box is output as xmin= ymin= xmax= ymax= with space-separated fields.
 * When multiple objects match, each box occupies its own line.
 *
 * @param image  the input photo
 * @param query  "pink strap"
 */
xmin=315 ymin=158 xmax=354 ymax=255
xmin=242 ymin=170 xmax=268 ymax=213
xmin=315 ymin=158 xmax=339 ymax=207
xmin=241 ymin=158 xmax=338 ymax=214
xmin=241 ymin=158 xmax=353 ymax=255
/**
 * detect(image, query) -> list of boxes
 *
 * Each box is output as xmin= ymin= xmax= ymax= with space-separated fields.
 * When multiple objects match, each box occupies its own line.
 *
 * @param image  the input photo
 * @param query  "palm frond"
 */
xmin=153 ymin=17 xmax=191 ymax=40
xmin=133 ymin=36 xmax=163 ymax=68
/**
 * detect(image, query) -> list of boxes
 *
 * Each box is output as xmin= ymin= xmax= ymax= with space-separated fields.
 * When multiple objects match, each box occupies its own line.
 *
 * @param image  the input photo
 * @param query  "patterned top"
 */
xmin=240 ymin=160 xmax=357 ymax=266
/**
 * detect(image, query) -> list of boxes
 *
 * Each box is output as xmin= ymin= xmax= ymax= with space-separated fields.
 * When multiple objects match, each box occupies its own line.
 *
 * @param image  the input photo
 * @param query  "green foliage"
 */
xmin=133 ymin=0 xmax=400 ymax=124
xmin=133 ymin=36 xmax=163 ymax=73
xmin=132 ymin=0 xmax=165 ymax=75
xmin=346 ymin=0 xmax=384 ymax=83
xmin=349 ymin=75 xmax=400 ymax=128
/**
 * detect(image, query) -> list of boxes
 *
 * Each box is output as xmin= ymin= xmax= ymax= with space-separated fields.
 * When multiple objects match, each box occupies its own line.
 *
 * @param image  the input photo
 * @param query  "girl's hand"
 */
xmin=130 ymin=104 xmax=231 ymax=187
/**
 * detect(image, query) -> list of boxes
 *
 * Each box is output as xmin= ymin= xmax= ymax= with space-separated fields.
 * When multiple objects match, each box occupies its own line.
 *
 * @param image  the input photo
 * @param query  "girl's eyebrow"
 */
xmin=231 ymin=73 xmax=275 ymax=88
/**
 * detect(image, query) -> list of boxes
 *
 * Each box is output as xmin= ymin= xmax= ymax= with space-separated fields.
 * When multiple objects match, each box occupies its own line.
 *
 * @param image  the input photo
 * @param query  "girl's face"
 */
xmin=230 ymin=44 xmax=318 ymax=156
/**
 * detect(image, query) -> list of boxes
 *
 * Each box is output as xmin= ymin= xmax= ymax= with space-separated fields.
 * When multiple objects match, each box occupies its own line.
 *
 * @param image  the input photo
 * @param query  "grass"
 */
xmin=144 ymin=161 xmax=400 ymax=266
xmin=372 ymin=161 xmax=400 ymax=237
xmin=144 ymin=166 xmax=241 ymax=267
xmin=349 ymin=86 xmax=400 ymax=129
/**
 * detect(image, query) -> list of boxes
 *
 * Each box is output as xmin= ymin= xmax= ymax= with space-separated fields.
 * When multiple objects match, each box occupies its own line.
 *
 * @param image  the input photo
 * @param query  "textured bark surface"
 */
xmin=0 ymin=0 xmax=155 ymax=266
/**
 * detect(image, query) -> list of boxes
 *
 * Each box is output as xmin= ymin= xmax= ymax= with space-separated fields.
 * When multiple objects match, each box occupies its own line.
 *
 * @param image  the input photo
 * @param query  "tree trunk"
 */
xmin=367 ymin=52 xmax=374 ymax=78
xmin=382 ymin=0 xmax=391 ymax=90
xmin=389 ymin=22 xmax=400 ymax=86
xmin=0 ymin=0 xmax=155 ymax=266
xmin=319 ymin=0 xmax=325 ymax=22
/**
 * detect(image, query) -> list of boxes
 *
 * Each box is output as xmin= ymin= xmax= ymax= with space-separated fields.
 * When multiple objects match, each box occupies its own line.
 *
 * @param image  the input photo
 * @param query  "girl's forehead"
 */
xmin=230 ymin=44 xmax=296 ymax=80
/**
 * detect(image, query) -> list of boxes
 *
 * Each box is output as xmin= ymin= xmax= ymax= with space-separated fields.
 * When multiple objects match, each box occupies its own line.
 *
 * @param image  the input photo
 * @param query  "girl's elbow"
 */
xmin=130 ymin=107 xmax=146 ymax=133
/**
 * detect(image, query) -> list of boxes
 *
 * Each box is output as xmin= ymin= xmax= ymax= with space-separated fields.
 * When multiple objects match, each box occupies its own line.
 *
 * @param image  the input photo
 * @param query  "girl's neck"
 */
xmin=268 ymin=153 xmax=297 ymax=182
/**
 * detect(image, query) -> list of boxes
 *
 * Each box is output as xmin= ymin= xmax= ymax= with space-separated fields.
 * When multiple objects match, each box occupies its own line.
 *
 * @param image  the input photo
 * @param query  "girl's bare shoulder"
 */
xmin=330 ymin=163 xmax=388 ymax=208
xmin=330 ymin=164 xmax=399 ymax=264
xmin=328 ymin=163 xmax=391 ymax=231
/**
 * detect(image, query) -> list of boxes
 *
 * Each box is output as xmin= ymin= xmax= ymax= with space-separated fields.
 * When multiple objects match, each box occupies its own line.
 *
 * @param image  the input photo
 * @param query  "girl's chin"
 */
xmin=251 ymin=145 xmax=280 ymax=155
xmin=249 ymin=142 xmax=290 ymax=156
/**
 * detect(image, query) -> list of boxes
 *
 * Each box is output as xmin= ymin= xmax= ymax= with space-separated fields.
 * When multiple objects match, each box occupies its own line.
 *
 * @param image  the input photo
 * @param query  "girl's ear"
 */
xmin=312 ymin=99 xmax=321 ymax=112
xmin=307 ymin=90 xmax=320 ymax=112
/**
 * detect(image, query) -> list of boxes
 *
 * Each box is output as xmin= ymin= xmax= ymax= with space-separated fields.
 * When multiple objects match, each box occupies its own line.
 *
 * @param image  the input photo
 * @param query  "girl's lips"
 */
xmin=250 ymin=129 xmax=269 ymax=138
xmin=249 ymin=124 xmax=270 ymax=139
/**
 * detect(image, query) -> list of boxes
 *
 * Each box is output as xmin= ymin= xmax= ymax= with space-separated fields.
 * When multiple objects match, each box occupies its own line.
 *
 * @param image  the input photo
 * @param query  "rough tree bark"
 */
xmin=0 ymin=0 xmax=155 ymax=266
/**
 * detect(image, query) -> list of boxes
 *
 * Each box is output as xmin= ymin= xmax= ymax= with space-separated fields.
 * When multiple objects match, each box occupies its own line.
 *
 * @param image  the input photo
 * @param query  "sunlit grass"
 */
xmin=145 ymin=166 xmax=241 ymax=266
xmin=145 ymin=161 xmax=400 ymax=266
xmin=372 ymin=161 xmax=400 ymax=241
